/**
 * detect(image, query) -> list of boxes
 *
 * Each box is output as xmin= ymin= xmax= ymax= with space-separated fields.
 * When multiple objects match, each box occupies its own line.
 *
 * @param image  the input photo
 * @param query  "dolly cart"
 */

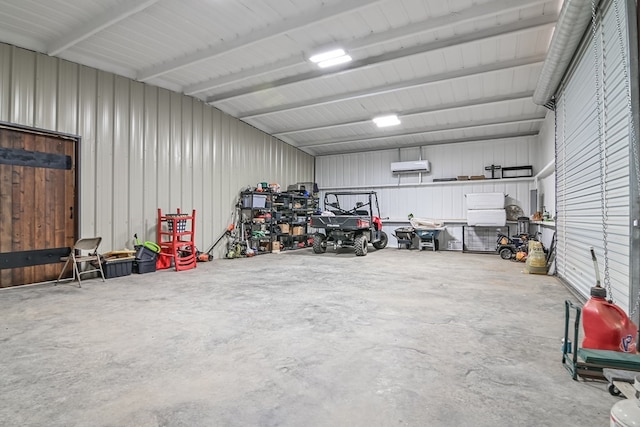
xmin=563 ymin=300 xmax=640 ymax=384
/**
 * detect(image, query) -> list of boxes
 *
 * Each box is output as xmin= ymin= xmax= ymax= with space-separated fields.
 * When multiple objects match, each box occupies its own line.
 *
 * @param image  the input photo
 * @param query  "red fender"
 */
xmin=373 ymin=216 xmax=382 ymax=231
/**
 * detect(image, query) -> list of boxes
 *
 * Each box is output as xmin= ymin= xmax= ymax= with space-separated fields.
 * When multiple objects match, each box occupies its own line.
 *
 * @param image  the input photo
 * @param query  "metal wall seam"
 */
xmin=200 ymin=104 xmax=214 ymax=248
xmin=156 ymin=88 xmax=172 ymax=226
xmin=78 ymin=66 xmax=98 ymax=238
xmin=143 ymin=85 xmax=159 ymax=240
xmin=113 ymin=76 xmax=131 ymax=250
xmin=191 ymin=100 xmax=205 ymax=247
xmin=11 ymin=47 xmax=35 ymax=126
xmin=180 ymin=96 xmax=193 ymax=212
xmin=96 ymin=71 xmax=115 ymax=250
xmin=128 ymin=81 xmax=145 ymax=247
xmin=57 ymin=60 xmax=79 ymax=135
xmin=35 ymin=54 xmax=57 ymax=130
xmin=169 ymin=91 xmax=182 ymax=212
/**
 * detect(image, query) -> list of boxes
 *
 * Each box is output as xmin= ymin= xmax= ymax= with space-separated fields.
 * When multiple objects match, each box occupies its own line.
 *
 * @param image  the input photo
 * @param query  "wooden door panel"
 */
xmin=0 ymin=130 xmax=12 ymax=286
xmin=0 ymin=126 xmax=77 ymax=287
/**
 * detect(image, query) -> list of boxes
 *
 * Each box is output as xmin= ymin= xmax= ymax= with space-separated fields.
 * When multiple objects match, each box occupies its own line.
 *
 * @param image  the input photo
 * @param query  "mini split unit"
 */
xmin=390 ymin=160 xmax=431 ymax=174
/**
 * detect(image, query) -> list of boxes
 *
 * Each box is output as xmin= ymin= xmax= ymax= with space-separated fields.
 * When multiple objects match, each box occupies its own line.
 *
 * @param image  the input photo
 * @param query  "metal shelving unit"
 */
xmin=272 ymin=192 xmax=318 ymax=251
xmin=239 ymin=191 xmax=273 ymax=255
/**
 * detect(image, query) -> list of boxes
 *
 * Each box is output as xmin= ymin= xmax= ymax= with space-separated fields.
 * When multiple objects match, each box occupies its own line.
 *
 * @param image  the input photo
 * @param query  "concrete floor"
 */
xmin=0 ymin=249 xmax=618 ymax=426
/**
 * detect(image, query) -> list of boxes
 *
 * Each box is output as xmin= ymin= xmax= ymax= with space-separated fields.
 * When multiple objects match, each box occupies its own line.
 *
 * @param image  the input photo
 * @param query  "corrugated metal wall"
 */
xmin=555 ymin=0 xmax=635 ymax=312
xmin=316 ymin=138 xmax=538 ymax=221
xmin=0 ymin=43 xmax=314 ymax=256
xmin=535 ymin=112 xmax=556 ymax=218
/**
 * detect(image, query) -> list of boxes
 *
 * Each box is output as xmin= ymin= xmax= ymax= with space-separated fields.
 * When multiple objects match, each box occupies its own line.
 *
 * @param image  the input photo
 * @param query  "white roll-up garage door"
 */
xmin=555 ymin=0 xmax=637 ymax=313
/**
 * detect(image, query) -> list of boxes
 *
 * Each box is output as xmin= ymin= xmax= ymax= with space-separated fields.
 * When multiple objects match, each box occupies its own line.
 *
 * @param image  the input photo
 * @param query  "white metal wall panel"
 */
xmin=0 ymin=43 xmax=314 ymax=255
xmin=129 ymin=81 xmax=145 ymax=247
xmin=78 ymin=66 xmax=98 ymax=240
xmin=96 ymin=71 xmax=115 ymax=249
xmin=113 ymin=75 xmax=131 ymax=251
xmin=316 ymin=137 xmax=536 ymax=221
xmin=199 ymin=103 xmax=214 ymax=251
xmin=11 ymin=48 xmax=35 ymax=126
xmin=315 ymin=181 xmax=531 ymax=223
xmin=57 ymin=60 xmax=79 ymax=135
xmin=555 ymin=0 xmax=633 ymax=311
xmin=535 ymin=113 xmax=556 ymax=215
xmin=191 ymin=99 xmax=205 ymax=247
xmin=181 ymin=96 xmax=193 ymax=212
xmin=156 ymin=88 xmax=172 ymax=226
xmin=35 ymin=55 xmax=57 ymax=130
xmin=169 ymin=92 xmax=182 ymax=211
xmin=316 ymin=137 xmax=537 ymax=187
xmin=0 ymin=44 xmax=10 ymax=122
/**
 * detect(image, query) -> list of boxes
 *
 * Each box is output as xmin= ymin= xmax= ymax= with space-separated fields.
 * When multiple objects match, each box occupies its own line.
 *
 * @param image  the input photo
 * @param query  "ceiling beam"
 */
xmin=207 ymin=14 xmax=556 ymax=104
xmin=307 ymin=131 xmax=540 ymax=156
xmin=347 ymin=0 xmax=553 ymax=52
xmin=296 ymin=114 xmax=546 ymax=148
xmin=185 ymin=0 xmax=553 ymax=96
xmin=137 ymin=0 xmax=383 ymax=82
xmin=47 ymin=0 xmax=159 ymax=56
xmin=238 ymin=55 xmax=546 ymax=119
xmin=185 ymin=57 xmax=303 ymax=96
xmin=272 ymin=91 xmax=535 ymax=136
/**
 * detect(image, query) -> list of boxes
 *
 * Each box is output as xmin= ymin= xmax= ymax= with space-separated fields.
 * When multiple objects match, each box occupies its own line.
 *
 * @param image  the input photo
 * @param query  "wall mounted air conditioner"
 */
xmin=391 ymin=160 xmax=430 ymax=174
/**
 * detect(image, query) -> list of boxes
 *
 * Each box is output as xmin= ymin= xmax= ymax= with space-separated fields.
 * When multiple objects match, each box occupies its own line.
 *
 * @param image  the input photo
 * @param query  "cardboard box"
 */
xmin=272 ymin=241 xmax=281 ymax=253
xmin=292 ymin=226 xmax=304 ymax=236
xmin=279 ymin=223 xmax=290 ymax=234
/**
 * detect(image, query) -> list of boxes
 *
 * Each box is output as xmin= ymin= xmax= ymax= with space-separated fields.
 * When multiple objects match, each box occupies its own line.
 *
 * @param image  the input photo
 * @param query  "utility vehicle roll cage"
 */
xmin=323 ymin=191 xmax=381 ymax=217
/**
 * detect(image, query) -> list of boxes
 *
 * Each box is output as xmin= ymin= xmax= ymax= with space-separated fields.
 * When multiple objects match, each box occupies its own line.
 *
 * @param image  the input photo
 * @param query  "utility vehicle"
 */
xmin=309 ymin=191 xmax=388 ymax=256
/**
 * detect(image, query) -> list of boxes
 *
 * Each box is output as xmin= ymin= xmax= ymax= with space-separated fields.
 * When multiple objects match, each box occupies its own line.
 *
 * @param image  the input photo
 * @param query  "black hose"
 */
xmin=590 ymin=246 xmax=601 ymax=287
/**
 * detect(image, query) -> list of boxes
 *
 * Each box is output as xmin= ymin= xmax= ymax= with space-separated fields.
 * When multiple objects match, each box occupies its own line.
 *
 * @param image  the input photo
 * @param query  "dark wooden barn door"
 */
xmin=0 ymin=125 xmax=77 ymax=287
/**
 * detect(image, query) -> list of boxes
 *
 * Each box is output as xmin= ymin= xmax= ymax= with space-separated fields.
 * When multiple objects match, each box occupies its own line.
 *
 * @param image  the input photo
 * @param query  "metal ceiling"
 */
xmin=0 ymin=0 xmax=561 ymax=156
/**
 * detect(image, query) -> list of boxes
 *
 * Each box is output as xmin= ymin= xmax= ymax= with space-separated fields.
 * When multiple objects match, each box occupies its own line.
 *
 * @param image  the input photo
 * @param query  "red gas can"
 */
xmin=582 ymin=286 xmax=638 ymax=353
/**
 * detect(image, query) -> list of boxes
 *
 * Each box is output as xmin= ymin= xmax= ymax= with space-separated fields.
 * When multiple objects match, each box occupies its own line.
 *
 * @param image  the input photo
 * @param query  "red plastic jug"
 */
xmin=582 ymin=286 xmax=638 ymax=353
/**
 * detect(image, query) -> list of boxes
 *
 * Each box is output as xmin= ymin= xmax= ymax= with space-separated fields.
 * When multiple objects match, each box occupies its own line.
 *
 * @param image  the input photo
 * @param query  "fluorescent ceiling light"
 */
xmin=373 ymin=115 xmax=401 ymax=128
xmin=309 ymin=49 xmax=346 ymax=63
xmin=317 ymin=55 xmax=352 ymax=68
xmin=309 ymin=48 xmax=352 ymax=68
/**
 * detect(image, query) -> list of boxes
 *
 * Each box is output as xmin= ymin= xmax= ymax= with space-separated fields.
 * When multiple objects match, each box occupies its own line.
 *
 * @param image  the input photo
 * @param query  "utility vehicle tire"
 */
xmin=500 ymin=247 xmax=514 ymax=260
xmin=372 ymin=231 xmax=388 ymax=249
xmin=312 ymin=234 xmax=327 ymax=254
xmin=354 ymin=235 xmax=368 ymax=256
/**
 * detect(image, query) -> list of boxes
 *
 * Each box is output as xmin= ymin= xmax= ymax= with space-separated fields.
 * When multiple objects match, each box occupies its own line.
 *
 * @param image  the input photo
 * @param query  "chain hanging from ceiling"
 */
xmin=590 ymin=0 xmax=614 ymax=302
xmin=611 ymin=0 xmax=640 ymax=318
